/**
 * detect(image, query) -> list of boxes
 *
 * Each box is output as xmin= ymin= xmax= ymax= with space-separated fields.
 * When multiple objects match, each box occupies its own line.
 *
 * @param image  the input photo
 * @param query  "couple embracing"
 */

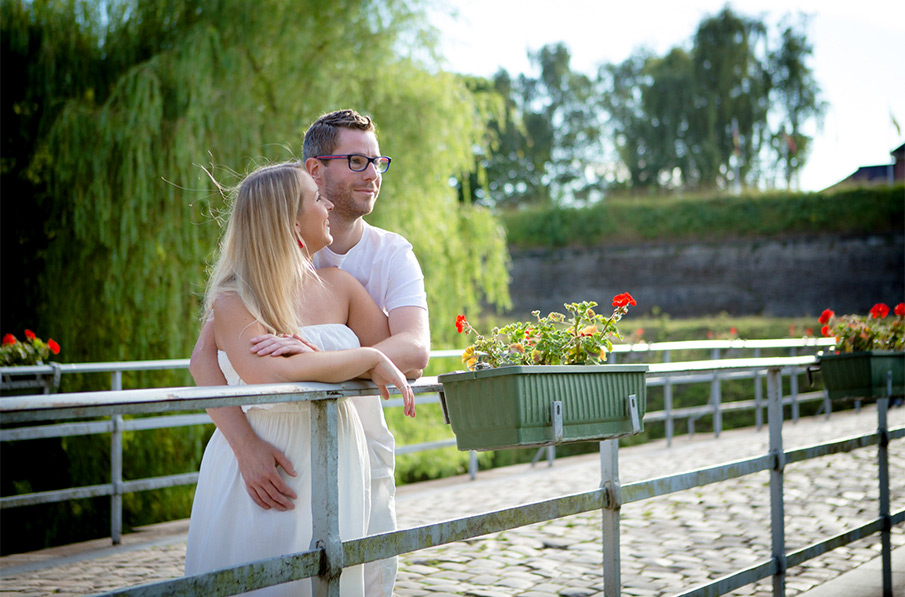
xmin=184 ymin=109 xmax=430 ymax=596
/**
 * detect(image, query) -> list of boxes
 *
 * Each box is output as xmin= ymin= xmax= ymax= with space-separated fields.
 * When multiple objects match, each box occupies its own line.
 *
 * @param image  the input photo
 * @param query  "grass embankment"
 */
xmin=500 ymin=185 xmax=904 ymax=249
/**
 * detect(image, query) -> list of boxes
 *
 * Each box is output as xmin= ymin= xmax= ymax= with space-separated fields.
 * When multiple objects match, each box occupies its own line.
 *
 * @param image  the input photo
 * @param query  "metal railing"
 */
xmin=0 ymin=355 xmax=899 ymax=596
xmin=0 ymin=338 xmax=836 ymax=545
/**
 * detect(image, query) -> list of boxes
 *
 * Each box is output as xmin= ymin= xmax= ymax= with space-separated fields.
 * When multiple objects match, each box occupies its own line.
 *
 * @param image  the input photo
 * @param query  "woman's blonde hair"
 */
xmin=204 ymin=161 xmax=317 ymax=335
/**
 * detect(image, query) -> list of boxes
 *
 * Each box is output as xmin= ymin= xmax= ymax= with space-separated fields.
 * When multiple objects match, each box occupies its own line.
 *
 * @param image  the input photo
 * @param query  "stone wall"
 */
xmin=506 ymin=234 xmax=904 ymax=318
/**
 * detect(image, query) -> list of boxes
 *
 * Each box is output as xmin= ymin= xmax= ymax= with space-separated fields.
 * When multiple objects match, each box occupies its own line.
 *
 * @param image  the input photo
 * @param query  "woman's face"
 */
xmin=296 ymin=172 xmax=334 ymax=256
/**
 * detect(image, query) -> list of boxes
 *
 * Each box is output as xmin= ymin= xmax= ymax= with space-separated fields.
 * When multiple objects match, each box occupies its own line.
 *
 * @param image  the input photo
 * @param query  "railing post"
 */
xmin=468 ymin=450 xmax=478 ymax=480
xmin=111 ymin=414 xmax=123 ymax=545
xmin=789 ymin=348 xmax=799 ymax=423
xmin=754 ymin=349 xmax=763 ymax=431
xmin=878 ymin=371 xmax=892 ymax=597
xmin=111 ymin=370 xmax=123 ymax=546
xmin=767 ymin=367 xmax=786 ymax=596
xmin=310 ymin=398 xmax=342 ymax=596
xmin=711 ymin=348 xmax=721 ymax=438
xmin=600 ymin=439 xmax=621 ymax=597
xmin=664 ymin=351 xmax=674 ymax=447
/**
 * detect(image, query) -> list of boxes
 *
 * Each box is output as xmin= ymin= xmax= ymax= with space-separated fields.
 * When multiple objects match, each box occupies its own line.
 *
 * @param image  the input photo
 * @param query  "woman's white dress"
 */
xmin=185 ymin=324 xmax=371 ymax=596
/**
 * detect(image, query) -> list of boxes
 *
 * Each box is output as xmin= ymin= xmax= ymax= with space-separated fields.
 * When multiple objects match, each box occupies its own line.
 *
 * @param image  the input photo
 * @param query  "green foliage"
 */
xmin=768 ymin=15 xmax=826 ymax=188
xmin=480 ymin=44 xmax=604 ymax=207
xmin=484 ymin=6 xmax=825 ymax=199
xmin=457 ymin=300 xmax=634 ymax=368
xmin=0 ymin=0 xmax=510 ymax=554
xmin=1 ymin=0 xmax=510 ymax=373
xmin=386 ymin=403 xmax=493 ymax=484
xmin=501 ymin=186 xmax=905 ymax=249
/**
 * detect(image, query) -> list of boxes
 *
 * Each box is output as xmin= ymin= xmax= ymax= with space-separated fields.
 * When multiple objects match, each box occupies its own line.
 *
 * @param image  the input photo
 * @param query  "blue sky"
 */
xmin=429 ymin=0 xmax=905 ymax=191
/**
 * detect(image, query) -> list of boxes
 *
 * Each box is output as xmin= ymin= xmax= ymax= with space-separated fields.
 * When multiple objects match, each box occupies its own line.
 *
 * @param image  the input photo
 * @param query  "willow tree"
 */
xmin=3 ymin=0 xmax=509 ymax=376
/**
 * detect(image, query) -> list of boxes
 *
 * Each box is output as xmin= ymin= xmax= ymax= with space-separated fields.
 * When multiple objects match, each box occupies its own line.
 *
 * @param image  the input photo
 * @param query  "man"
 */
xmin=189 ymin=109 xmax=430 ymax=595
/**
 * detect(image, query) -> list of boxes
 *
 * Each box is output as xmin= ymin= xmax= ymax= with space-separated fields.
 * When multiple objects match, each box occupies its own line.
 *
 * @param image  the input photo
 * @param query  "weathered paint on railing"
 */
xmin=5 ymin=350 xmax=896 ymax=596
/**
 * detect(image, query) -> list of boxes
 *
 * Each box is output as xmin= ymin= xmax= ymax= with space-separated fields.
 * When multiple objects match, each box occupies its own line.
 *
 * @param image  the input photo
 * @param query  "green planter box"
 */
xmin=438 ymin=365 xmax=648 ymax=451
xmin=819 ymin=351 xmax=905 ymax=400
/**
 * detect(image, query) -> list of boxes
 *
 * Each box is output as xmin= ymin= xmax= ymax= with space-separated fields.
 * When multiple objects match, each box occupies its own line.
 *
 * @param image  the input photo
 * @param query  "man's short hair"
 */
xmin=303 ymin=109 xmax=376 ymax=161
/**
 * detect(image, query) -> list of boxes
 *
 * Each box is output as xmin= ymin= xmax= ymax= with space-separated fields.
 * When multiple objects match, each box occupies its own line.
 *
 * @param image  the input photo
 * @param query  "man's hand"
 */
xmin=235 ymin=435 xmax=299 ymax=510
xmin=250 ymin=333 xmax=319 ymax=357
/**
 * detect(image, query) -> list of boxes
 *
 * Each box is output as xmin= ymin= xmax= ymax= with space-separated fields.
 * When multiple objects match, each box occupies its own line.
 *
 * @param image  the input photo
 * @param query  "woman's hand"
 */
xmin=250 ymin=333 xmax=319 ymax=357
xmin=369 ymin=355 xmax=416 ymax=418
xmin=234 ymin=435 xmax=299 ymax=510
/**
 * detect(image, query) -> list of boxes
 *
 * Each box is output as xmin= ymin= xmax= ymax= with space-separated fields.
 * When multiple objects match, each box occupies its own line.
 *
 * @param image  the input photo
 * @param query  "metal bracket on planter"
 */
xmin=627 ymin=394 xmax=641 ymax=434
xmin=552 ymin=400 xmax=563 ymax=443
xmin=438 ymin=389 xmax=450 ymax=425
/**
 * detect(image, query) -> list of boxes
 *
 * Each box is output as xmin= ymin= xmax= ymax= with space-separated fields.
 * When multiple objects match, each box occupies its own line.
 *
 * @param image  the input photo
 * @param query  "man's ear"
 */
xmin=305 ymin=157 xmax=321 ymax=183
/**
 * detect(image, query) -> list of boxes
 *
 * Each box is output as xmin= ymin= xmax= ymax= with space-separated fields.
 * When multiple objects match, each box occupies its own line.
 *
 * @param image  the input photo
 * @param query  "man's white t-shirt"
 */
xmin=313 ymin=221 xmax=428 ymax=479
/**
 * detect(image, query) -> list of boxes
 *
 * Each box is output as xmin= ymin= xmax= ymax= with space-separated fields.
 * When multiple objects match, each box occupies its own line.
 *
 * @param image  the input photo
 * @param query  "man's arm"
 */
xmin=372 ymin=306 xmax=430 ymax=379
xmin=189 ymin=317 xmax=298 ymax=511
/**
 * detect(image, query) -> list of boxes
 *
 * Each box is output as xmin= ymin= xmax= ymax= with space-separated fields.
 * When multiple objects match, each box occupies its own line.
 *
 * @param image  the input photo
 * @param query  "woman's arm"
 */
xmin=189 ymin=319 xmax=228 ymax=386
xmin=213 ymin=293 xmax=411 ymax=393
xmin=320 ymin=269 xmax=417 ymax=416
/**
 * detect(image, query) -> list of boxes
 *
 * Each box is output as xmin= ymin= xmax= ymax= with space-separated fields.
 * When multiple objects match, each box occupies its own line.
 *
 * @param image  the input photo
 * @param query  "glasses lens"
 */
xmin=374 ymin=157 xmax=390 ymax=173
xmin=347 ymin=155 xmax=369 ymax=171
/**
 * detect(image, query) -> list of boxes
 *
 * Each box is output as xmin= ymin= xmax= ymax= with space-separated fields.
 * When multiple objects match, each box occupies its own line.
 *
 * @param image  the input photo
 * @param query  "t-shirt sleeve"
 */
xmin=385 ymin=244 xmax=428 ymax=312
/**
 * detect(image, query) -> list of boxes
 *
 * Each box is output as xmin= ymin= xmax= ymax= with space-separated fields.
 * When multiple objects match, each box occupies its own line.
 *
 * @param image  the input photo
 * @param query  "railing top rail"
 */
xmin=647 ymin=355 xmax=818 ymax=374
xmin=2 ymin=353 xmax=819 ymax=423
xmin=0 ymin=377 xmax=443 ymax=424
xmin=0 ymin=338 xmax=836 ymax=379
xmin=1 ymin=359 xmax=193 ymax=376
xmin=612 ymin=337 xmax=835 ymax=352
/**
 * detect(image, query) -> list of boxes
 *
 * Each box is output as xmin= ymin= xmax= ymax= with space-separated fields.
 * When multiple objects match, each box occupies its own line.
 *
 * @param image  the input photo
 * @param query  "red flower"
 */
xmin=48 ymin=339 xmax=60 ymax=355
xmin=455 ymin=315 xmax=467 ymax=334
xmin=870 ymin=303 xmax=890 ymax=319
xmin=821 ymin=325 xmax=831 ymax=337
xmin=2 ymin=333 xmax=16 ymax=346
xmin=818 ymin=309 xmax=834 ymax=325
xmin=612 ymin=292 xmax=636 ymax=308
xmin=24 ymin=329 xmax=35 ymax=341
xmin=895 ymin=303 xmax=905 ymax=317
xmin=805 ymin=328 xmax=813 ymax=337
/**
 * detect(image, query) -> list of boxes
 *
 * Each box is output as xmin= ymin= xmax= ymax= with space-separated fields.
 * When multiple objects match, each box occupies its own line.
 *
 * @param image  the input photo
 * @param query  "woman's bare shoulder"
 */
xmin=316 ymin=266 xmax=355 ymax=284
xmin=211 ymin=292 xmax=252 ymax=322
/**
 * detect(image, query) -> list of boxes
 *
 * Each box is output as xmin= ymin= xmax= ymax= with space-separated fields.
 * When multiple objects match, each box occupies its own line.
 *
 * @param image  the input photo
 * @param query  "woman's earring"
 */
xmin=297 ymin=238 xmax=305 ymax=249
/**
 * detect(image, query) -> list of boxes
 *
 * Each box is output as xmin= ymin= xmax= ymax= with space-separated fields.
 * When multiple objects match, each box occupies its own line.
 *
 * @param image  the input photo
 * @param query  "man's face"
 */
xmin=319 ymin=128 xmax=382 ymax=222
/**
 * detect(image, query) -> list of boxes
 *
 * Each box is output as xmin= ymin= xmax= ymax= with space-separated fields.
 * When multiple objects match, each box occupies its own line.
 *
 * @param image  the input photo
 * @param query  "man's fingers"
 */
xmin=263 ymin=481 xmax=295 ymax=510
xmin=247 ymin=485 xmax=271 ymax=510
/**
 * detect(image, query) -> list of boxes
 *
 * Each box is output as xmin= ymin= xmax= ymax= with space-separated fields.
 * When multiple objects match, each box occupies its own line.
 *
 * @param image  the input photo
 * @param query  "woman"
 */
xmin=184 ymin=161 xmax=413 ymax=596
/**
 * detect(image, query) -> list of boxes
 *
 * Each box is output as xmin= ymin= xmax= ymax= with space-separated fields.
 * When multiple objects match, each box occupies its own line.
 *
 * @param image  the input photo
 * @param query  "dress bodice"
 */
xmin=217 ymin=324 xmax=361 ymax=386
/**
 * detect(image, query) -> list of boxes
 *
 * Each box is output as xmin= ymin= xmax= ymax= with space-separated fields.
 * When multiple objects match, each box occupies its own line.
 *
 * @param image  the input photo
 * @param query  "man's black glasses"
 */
xmin=316 ymin=154 xmax=391 ymax=173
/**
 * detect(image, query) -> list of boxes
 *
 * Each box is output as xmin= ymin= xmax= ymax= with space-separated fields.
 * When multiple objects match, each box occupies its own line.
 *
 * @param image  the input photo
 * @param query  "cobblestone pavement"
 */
xmin=1 ymin=404 xmax=902 ymax=596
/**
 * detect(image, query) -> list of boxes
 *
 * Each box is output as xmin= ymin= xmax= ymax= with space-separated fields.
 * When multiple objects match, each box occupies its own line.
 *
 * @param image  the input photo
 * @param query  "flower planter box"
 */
xmin=438 ymin=365 xmax=648 ymax=451
xmin=819 ymin=351 xmax=905 ymax=401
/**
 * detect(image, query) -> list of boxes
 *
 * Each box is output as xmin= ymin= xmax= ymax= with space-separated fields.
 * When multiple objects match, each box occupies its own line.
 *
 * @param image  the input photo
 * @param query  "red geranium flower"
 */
xmin=895 ymin=303 xmax=905 ymax=317
xmin=48 ymin=339 xmax=60 ymax=355
xmin=612 ymin=292 xmax=636 ymax=308
xmin=455 ymin=315 xmax=467 ymax=334
xmin=818 ymin=309 xmax=834 ymax=325
xmin=870 ymin=303 xmax=890 ymax=319
xmin=821 ymin=325 xmax=831 ymax=337
xmin=24 ymin=329 xmax=35 ymax=341
xmin=2 ymin=333 xmax=16 ymax=346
